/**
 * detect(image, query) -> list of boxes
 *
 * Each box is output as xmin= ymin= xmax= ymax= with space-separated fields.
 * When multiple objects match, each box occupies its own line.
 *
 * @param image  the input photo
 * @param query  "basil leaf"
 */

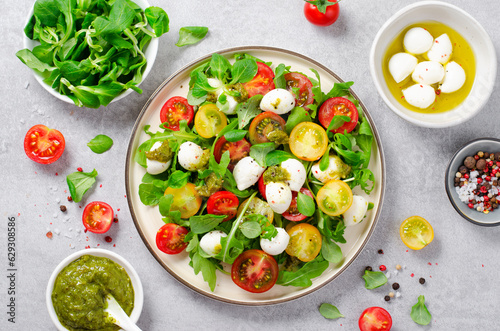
xmin=327 ymin=115 xmax=350 ymax=132
xmin=297 ymin=192 xmax=315 ymax=217
xmin=411 ymin=295 xmax=432 ymax=325
xmin=239 ymin=221 xmax=261 ymax=239
xmin=273 ymin=63 xmax=288 ymax=89
xmin=319 ymin=145 xmax=330 ymax=172
xmin=362 ymin=270 xmax=387 ymax=289
xmin=176 ymin=26 xmax=208 ymax=47
xmin=285 ymin=106 xmax=312 ymax=134
xmin=230 ymin=58 xmax=258 ymax=84
xmin=189 ymin=214 xmax=226 ymax=234
xmin=265 ymin=150 xmax=294 ymax=166
xmin=319 ymin=303 xmax=344 ymax=320
xmin=321 ymin=237 xmax=343 ymax=264
xmin=87 ymin=134 xmax=113 ymax=154
xmin=158 ymin=194 xmax=173 ymax=217
xmin=191 ymin=252 xmax=217 ymax=291
xmin=224 ymin=129 xmax=247 ymax=142
xmin=210 ymin=53 xmax=231 ymax=82
xmin=277 ymin=260 xmax=329 ymax=287
xmin=167 ymin=170 xmax=189 ymax=189
xmin=249 ymin=142 xmax=276 ymax=167
xmin=66 ymin=169 xmax=98 ymax=203
xmin=236 ymin=95 xmax=263 ymax=129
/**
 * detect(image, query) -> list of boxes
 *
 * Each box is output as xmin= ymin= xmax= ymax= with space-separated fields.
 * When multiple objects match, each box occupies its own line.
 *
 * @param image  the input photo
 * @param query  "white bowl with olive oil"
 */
xmin=370 ymin=1 xmax=496 ymax=128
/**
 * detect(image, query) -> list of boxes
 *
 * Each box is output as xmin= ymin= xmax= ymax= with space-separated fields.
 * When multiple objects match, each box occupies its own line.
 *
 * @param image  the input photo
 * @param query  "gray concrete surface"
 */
xmin=1 ymin=0 xmax=499 ymax=329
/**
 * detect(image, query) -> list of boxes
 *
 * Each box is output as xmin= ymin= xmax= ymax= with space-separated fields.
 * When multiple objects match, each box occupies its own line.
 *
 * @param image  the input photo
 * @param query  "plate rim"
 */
xmin=125 ymin=45 xmax=386 ymax=305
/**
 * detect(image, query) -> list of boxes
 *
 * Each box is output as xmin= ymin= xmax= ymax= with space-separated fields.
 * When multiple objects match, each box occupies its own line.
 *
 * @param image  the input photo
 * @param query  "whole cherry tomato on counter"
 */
xmin=304 ymin=0 xmax=340 ymax=26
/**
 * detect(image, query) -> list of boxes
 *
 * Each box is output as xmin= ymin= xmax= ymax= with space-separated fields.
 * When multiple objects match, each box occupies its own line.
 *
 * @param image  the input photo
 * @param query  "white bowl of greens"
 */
xmin=18 ymin=0 xmax=168 ymax=108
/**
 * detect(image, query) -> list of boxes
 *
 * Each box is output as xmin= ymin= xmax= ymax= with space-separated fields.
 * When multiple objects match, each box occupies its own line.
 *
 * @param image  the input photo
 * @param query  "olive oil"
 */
xmin=382 ymin=21 xmax=475 ymax=114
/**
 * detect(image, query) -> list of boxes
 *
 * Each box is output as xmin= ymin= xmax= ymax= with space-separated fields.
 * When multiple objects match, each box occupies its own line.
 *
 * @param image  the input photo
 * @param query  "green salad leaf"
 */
xmin=297 ymin=191 xmax=315 ymax=217
xmin=189 ymin=214 xmax=226 ymax=234
xmin=277 ymin=259 xmax=329 ymax=287
xmin=236 ymin=95 xmax=263 ymax=129
xmin=285 ymin=106 xmax=311 ymax=134
xmin=362 ymin=270 xmax=387 ymax=289
xmin=249 ymin=142 xmax=276 ymax=167
xmin=66 ymin=169 xmax=98 ymax=203
xmin=87 ymin=134 xmax=113 ymax=154
xmin=411 ymin=295 xmax=432 ymax=325
xmin=319 ymin=303 xmax=344 ymax=320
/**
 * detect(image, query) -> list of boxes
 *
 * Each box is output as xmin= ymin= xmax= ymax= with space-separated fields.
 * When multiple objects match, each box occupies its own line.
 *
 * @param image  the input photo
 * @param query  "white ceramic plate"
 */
xmin=125 ymin=46 xmax=386 ymax=305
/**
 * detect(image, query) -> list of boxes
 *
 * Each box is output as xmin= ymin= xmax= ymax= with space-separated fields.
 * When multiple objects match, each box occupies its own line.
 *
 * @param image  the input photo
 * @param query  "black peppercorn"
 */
xmin=60 ymin=205 xmax=67 ymax=212
xmin=392 ymin=282 xmax=400 ymax=290
xmin=384 ymin=295 xmax=391 ymax=301
xmin=464 ymin=156 xmax=476 ymax=169
xmin=459 ymin=165 xmax=468 ymax=174
xmin=419 ymin=277 xmax=426 ymax=284
xmin=365 ymin=266 xmax=373 ymax=271
xmin=378 ymin=249 xmax=384 ymax=254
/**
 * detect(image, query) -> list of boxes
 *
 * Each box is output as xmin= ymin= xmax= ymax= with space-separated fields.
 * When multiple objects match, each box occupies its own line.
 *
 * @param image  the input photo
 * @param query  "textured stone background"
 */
xmin=1 ymin=0 xmax=499 ymax=330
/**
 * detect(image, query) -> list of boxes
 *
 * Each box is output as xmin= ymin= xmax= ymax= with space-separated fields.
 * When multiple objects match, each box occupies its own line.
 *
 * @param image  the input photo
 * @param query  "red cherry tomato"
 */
xmin=304 ymin=0 xmax=340 ymax=26
xmin=82 ymin=201 xmax=114 ymax=234
xmin=213 ymin=136 xmax=251 ymax=171
xmin=231 ymin=249 xmax=278 ymax=293
xmin=248 ymin=111 xmax=286 ymax=145
xmin=160 ymin=96 xmax=194 ymax=131
xmin=24 ymin=124 xmax=65 ymax=164
xmin=282 ymin=188 xmax=314 ymax=221
xmin=156 ymin=223 xmax=189 ymax=254
xmin=318 ymin=97 xmax=359 ymax=134
xmin=207 ymin=191 xmax=239 ymax=222
xmin=242 ymin=62 xmax=275 ymax=97
xmin=258 ymin=175 xmax=267 ymax=200
xmin=359 ymin=307 xmax=393 ymax=331
xmin=284 ymin=72 xmax=314 ymax=109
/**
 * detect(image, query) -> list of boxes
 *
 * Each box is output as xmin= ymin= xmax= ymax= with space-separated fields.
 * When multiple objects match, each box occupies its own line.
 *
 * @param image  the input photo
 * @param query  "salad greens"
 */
xmin=17 ymin=0 xmax=169 ymax=108
xmin=87 ymin=134 xmax=113 ymax=154
xmin=411 ymin=295 xmax=432 ymax=325
xmin=66 ymin=169 xmax=98 ymax=202
xmin=176 ymin=26 xmax=208 ymax=47
xmin=135 ymin=53 xmax=377 ymax=293
xmin=319 ymin=303 xmax=344 ymax=320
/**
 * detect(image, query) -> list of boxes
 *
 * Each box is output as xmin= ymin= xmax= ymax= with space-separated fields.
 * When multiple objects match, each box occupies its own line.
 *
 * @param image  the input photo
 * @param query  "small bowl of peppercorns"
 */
xmin=445 ymin=138 xmax=500 ymax=226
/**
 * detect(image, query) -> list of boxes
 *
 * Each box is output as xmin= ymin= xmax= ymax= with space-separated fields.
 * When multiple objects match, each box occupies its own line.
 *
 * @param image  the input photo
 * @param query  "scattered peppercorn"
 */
xmin=67 ymin=196 xmax=73 ymax=202
xmin=46 ymin=231 xmax=53 ymax=239
xmin=105 ymin=236 xmax=113 ymax=243
xmin=113 ymin=217 xmax=119 ymax=223
xmin=59 ymin=205 xmax=67 ymax=212
xmin=378 ymin=249 xmax=384 ymax=254
xmin=392 ymin=282 xmax=400 ymax=290
xmin=388 ymin=292 xmax=395 ymax=298
xmin=365 ymin=266 xmax=373 ymax=271
xmin=384 ymin=295 xmax=391 ymax=302
xmin=396 ymin=264 xmax=402 ymax=270
xmin=419 ymin=277 xmax=426 ymax=284
xmin=77 ymin=167 xmax=83 ymax=172
xmin=379 ymin=265 xmax=387 ymax=271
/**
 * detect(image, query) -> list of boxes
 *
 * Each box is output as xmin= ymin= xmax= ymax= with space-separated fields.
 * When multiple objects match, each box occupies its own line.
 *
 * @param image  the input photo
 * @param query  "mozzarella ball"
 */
xmin=388 ymin=52 xmax=418 ymax=83
xmin=411 ymin=61 xmax=445 ymax=85
xmin=207 ymin=78 xmax=223 ymax=89
xmin=218 ymin=94 xmax=238 ymax=115
xmin=266 ymin=182 xmax=293 ymax=214
xmin=280 ymin=159 xmax=306 ymax=191
xmin=260 ymin=88 xmax=295 ymax=115
xmin=404 ymin=27 xmax=434 ymax=54
xmin=427 ymin=33 xmax=453 ymax=64
xmin=343 ymin=195 xmax=369 ymax=226
xmin=178 ymin=142 xmax=207 ymax=171
xmin=199 ymin=230 xmax=227 ymax=257
xmin=439 ymin=61 xmax=466 ymax=93
xmin=402 ymin=84 xmax=436 ymax=109
xmin=260 ymin=227 xmax=290 ymax=255
xmin=233 ymin=156 xmax=266 ymax=191
xmin=311 ymin=155 xmax=351 ymax=183
xmin=146 ymin=141 xmax=172 ymax=175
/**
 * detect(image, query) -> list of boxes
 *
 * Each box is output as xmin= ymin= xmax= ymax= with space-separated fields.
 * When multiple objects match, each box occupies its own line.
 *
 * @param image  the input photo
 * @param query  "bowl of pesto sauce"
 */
xmin=46 ymin=249 xmax=143 ymax=331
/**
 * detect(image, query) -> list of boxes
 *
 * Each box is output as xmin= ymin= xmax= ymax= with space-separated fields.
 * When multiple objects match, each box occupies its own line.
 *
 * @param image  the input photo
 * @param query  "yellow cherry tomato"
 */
xmin=194 ymin=104 xmax=227 ymax=138
xmin=164 ymin=183 xmax=202 ymax=219
xmin=316 ymin=179 xmax=353 ymax=216
xmin=400 ymin=216 xmax=434 ymax=250
xmin=286 ymin=223 xmax=322 ymax=262
xmin=237 ymin=197 xmax=274 ymax=225
xmin=289 ymin=122 xmax=328 ymax=161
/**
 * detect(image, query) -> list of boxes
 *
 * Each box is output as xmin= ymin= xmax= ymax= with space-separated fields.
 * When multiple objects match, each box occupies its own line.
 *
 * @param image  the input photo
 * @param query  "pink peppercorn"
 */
xmin=379 ymin=265 xmax=387 ymax=271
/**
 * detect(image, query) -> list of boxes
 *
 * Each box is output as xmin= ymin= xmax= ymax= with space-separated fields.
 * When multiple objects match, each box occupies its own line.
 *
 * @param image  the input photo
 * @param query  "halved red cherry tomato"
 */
xmin=359 ymin=307 xmax=392 ymax=331
xmin=248 ymin=111 xmax=286 ymax=145
xmin=82 ymin=201 xmax=114 ymax=234
xmin=258 ymin=175 xmax=267 ymax=200
xmin=318 ymin=97 xmax=359 ymax=134
xmin=242 ymin=62 xmax=275 ymax=97
xmin=160 ymin=96 xmax=194 ymax=131
xmin=304 ymin=0 xmax=340 ymax=26
xmin=156 ymin=223 xmax=189 ymax=254
xmin=285 ymin=72 xmax=314 ymax=109
xmin=207 ymin=191 xmax=239 ymax=222
xmin=286 ymin=223 xmax=322 ymax=262
xmin=213 ymin=136 xmax=251 ymax=171
xmin=231 ymin=249 xmax=278 ymax=293
xmin=24 ymin=124 xmax=65 ymax=164
xmin=282 ymin=188 xmax=314 ymax=221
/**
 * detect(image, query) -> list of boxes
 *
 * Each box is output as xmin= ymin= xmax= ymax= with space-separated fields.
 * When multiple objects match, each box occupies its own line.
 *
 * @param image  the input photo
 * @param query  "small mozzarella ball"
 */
xmin=218 ymin=94 xmax=238 ymax=115
xmin=146 ymin=141 xmax=172 ymax=175
xmin=178 ymin=142 xmax=206 ymax=171
xmin=439 ymin=61 xmax=466 ymax=93
xmin=388 ymin=52 xmax=418 ymax=83
xmin=403 ymin=84 xmax=436 ymax=109
xmin=207 ymin=78 xmax=223 ymax=89
xmin=260 ymin=88 xmax=295 ymax=115
xmin=280 ymin=159 xmax=306 ymax=191
xmin=411 ymin=61 xmax=445 ymax=85
xmin=266 ymin=182 xmax=293 ymax=214
xmin=199 ymin=230 xmax=227 ymax=257
xmin=260 ymin=227 xmax=290 ymax=255
xmin=427 ymin=33 xmax=453 ymax=64
xmin=311 ymin=155 xmax=351 ymax=183
xmin=233 ymin=156 xmax=266 ymax=191
xmin=343 ymin=195 xmax=369 ymax=226
xmin=404 ymin=27 xmax=434 ymax=54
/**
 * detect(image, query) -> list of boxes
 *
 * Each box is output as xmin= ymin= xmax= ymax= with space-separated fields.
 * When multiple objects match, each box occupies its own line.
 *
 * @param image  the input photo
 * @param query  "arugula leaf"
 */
xmin=362 ymin=270 xmax=387 ymax=289
xmin=411 ymin=295 xmax=432 ymax=326
xmin=230 ymin=58 xmax=258 ymax=84
xmin=191 ymin=252 xmax=217 ymax=291
xmin=319 ymin=303 xmax=344 ymax=320
xmin=236 ymin=95 xmax=263 ymax=129
xmin=249 ymin=142 xmax=276 ymax=167
xmin=351 ymin=168 xmax=375 ymax=194
xmin=145 ymin=7 xmax=170 ymax=37
xmin=176 ymin=26 xmax=208 ymax=47
xmin=297 ymin=191 xmax=315 ymax=217
xmin=224 ymin=130 xmax=247 ymax=142
xmin=189 ymin=214 xmax=226 ymax=234
xmin=285 ymin=107 xmax=312 ymax=134
xmin=265 ymin=150 xmax=294 ymax=166
xmin=66 ymin=169 xmax=98 ymax=203
xmin=277 ymin=260 xmax=329 ymax=287
xmin=325 ymin=81 xmax=354 ymax=99
xmin=87 ymin=134 xmax=113 ymax=154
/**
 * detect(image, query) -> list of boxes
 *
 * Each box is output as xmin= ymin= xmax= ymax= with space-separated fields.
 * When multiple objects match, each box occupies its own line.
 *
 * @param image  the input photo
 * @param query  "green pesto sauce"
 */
xmin=227 ymin=83 xmax=249 ymax=103
xmin=197 ymin=172 xmax=223 ymax=197
xmin=145 ymin=140 xmax=173 ymax=163
xmin=267 ymin=129 xmax=289 ymax=145
xmin=263 ymin=166 xmax=290 ymax=185
xmin=52 ymin=255 xmax=134 ymax=331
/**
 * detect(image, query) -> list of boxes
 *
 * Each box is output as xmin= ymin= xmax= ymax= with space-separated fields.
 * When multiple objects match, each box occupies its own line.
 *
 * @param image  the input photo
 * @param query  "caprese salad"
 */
xmin=135 ymin=53 xmax=375 ymax=293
